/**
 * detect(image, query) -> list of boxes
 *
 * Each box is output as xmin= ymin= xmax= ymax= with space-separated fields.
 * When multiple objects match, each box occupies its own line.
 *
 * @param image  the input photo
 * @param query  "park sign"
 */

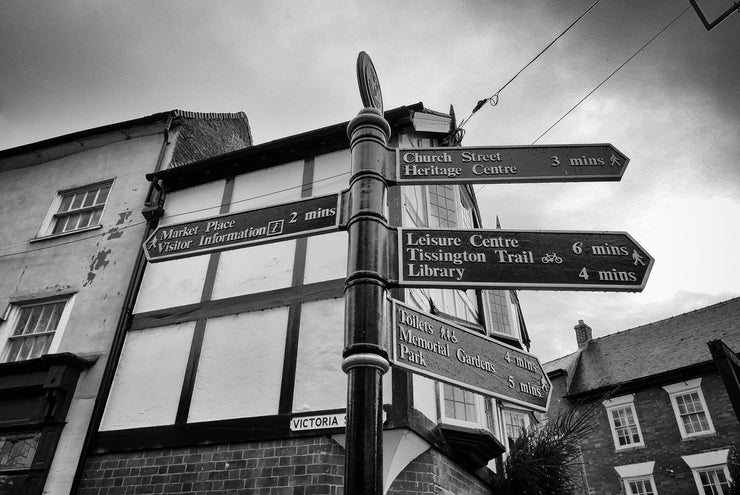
xmin=143 ymin=193 xmax=340 ymax=262
xmin=397 ymin=227 xmax=653 ymax=291
xmin=391 ymin=300 xmax=551 ymax=411
xmin=394 ymin=144 xmax=628 ymax=184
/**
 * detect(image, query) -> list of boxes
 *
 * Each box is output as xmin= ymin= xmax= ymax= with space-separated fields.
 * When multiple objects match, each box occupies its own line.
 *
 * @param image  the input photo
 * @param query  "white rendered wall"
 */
xmin=413 ymin=374 xmax=438 ymax=422
xmin=231 ymin=161 xmax=303 ymax=211
xmin=188 ymin=307 xmax=289 ymax=422
xmin=99 ymin=322 xmax=195 ymax=430
xmin=134 ymin=180 xmax=225 ymax=313
xmin=303 ymin=231 xmax=347 ymax=284
xmin=211 ymin=241 xmax=296 ymax=299
xmin=312 ymin=150 xmax=349 ymax=196
xmin=293 ymin=298 xmax=346 ymax=411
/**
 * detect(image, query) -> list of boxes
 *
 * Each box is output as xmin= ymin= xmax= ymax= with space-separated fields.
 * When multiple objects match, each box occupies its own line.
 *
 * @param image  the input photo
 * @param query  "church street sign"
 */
xmin=397 ymin=228 xmax=653 ymax=291
xmin=394 ymin=144 xmax=628 ymax=184
xmin=143 ymin=193 xmax=340 ymax=262
xmin=391 ymin=300 xmax=551 ymax=411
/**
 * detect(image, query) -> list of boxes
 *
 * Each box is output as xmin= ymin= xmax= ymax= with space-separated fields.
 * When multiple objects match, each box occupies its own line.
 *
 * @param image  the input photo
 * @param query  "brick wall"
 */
xmin=78 ymin=437 xmax=344 ymax=495
xmin=575 ymin=371 xmax=740 ymax=495
xmin=387 ymin=449 xmax=491 ymax=495
xmin=79 ymin=436 xmax=494 ymax=495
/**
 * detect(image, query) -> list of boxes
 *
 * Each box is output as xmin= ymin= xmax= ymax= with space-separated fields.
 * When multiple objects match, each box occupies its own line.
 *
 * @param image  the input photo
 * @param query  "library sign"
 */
xmin=398 ymin=228 xmax=653 ymax=291
xmin=391 ymin=300 xmax=550 ymax=411
xmin=143 ymin=193 xmax=340 ymax=262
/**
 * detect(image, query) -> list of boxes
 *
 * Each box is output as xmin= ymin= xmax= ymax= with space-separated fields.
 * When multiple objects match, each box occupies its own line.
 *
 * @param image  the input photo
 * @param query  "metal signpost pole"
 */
xmin=342 ymin=53 xmax=390 ymax=495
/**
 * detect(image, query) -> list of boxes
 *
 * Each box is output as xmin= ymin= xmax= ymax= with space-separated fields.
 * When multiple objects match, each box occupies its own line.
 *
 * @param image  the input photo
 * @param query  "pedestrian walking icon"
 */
xmin=610 ymin=153 xmax=622 ymax=167
xmin=632 ymin=250 xmax=646 ymax=266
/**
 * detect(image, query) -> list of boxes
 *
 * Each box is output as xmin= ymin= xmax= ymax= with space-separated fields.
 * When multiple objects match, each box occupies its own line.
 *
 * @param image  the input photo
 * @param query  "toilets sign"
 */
xmin=391 ymin=300 xmax=551 ymax=411
xmin=397 ymin=228 xmax=653 ymax=291
xmin=394 ymin=144 xmax=628 ymax=184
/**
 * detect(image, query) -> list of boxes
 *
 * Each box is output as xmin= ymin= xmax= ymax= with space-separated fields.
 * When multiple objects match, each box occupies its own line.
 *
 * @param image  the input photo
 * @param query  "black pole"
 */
xmin=343 ymin=106 xmax=391 ymax=495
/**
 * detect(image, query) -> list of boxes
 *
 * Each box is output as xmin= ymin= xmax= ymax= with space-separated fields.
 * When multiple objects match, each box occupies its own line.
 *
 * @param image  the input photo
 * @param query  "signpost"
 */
xmin=142 ymin=193 xmax=340 ymax=262
xmin=394 ymin=144 xmax=628 ymax=184
xmin=391 ymin=300 xmax=550 ymax=411
xmin=398 ymin=228 xmax=653 ymax=291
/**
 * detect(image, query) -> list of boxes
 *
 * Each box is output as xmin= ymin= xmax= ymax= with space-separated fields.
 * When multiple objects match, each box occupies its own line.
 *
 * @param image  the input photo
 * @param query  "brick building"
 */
xmin=74 ymin=103 xmax=544 ymax=494
xmin=0 ymin=111 xmax=251 ymax=494
xmin=544 ymin=297 xmax=740 ymax=495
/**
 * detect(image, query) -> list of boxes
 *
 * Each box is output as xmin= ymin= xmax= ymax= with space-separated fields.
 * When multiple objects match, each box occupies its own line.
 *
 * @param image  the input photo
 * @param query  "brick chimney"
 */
xmin=574 ymin=320 xmax=593 ymax=349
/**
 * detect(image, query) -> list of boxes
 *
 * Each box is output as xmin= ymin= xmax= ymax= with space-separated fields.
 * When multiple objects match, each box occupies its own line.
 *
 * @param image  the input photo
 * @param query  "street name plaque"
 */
xmin=391 ymin=300 xmax=550 ymax=411
xmin=143 ymin=193 xmax=340 ymax=262
xmin=395 ymin=144 xmax=628 ymax=184
xmin=398 ymin=227 xmax=653 ymax=291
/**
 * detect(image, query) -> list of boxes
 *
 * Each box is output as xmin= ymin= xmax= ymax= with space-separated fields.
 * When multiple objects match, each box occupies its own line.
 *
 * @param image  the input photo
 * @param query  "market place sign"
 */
xmin=391 ymin=300 xmax=550 ymax=411
xmin=397 ymin=227 xmax=653 ymax=291
xmin=394 ymin=144 xmax=628 ymax=184
xmin=143 ymin=193 xmax=340 ymax=262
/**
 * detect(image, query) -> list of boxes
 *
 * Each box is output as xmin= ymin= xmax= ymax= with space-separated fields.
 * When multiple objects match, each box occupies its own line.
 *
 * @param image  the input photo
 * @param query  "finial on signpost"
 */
xmin=357 ymin=51 xmax=384 ymax=112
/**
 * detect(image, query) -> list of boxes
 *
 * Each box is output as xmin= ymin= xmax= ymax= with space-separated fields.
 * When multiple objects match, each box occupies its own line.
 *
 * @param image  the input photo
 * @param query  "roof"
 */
xmin=0 ymin=110 xmax=251 ymax=173
xmin=544 ymin=297 xmax=740 ymax=397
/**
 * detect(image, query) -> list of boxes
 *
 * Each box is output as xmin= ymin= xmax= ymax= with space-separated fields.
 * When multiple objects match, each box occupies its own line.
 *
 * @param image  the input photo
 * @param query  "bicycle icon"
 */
xmin=541 ymin=253 xmax=563 ymax=264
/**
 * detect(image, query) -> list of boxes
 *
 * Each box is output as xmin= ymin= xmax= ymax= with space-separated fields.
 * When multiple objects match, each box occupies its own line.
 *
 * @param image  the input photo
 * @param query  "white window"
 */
xmin=440 ymin=384 xmax=492 ymax=429
xmin=0 ymin=296 xmax=74 ymax=362
xmin=485 ymin=290 xmax=522 ymax=339
xmin=662 ymin=378 xmax=715 ymax=439
xmin=625 ymin=477 xmax=657 ymax=495
xmin=38 ymin=180 xmax=112 ymax=238
xmin=615 ymin=462 xmax=657 ymax=495
xmin=502 ymin=407 xmax=532 ymax=448
xmin=603 ymin=395 xmax=645 ymax=450
xmin=683 ymin=449 xmax=732 ymax=495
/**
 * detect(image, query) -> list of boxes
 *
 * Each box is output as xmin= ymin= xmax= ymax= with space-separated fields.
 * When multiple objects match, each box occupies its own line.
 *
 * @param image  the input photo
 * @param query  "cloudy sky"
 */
xmin=1 ymin=0 xmax=738 ymax=362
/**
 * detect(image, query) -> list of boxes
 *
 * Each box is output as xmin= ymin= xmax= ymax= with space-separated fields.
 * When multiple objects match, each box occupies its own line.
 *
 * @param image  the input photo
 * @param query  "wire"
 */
xmin=450 ymin=0 xmax=604 ymax=140
xmin=531 ymin=5 xmax=691 ymax=144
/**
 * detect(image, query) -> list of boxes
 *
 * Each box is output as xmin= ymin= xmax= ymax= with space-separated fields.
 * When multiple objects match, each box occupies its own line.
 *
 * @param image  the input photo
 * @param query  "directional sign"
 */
xmin=397 ymin=228 xmax=653 ymax=291
xmin=394 ymin=144 xmax=628 ymax=184
xmin=143 ymin=193 xmax=340 ymax=262
xmin=391 ymin=300 xmax=551 ymax=411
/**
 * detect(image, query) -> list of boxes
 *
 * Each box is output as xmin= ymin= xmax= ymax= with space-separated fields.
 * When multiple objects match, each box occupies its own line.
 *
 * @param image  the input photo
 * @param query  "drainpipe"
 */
xmin=70 ymin=115 xmax=173 ymax=494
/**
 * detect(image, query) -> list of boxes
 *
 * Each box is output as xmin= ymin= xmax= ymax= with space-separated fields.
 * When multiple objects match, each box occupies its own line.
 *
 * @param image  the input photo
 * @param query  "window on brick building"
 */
xmin=502 ymin=408 xmax=532 ymax=449
xmin=603 ymin=394 xmax=645 ymax=450
xmin=682 ymin=449 xmax=732 ymax=495
xmin=662 ymin=378 xmax=715 ymax=439
xmin=615 ymin=462 xmax=657 ymax=495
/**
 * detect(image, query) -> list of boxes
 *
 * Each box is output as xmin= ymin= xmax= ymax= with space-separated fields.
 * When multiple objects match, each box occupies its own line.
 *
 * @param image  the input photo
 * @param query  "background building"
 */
xmin=76 ymin=103 xmax=542 ymax=495
xmin=0 ymin=111 xmax=251 ymax=494
xmin=544 ymin=297 xmax=740 ymax=495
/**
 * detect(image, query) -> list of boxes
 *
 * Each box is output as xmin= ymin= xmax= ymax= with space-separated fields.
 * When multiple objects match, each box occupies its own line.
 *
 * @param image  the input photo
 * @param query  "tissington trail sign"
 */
xmin=394 ymin=143 xmax=628 ymax=184
xmin=391 ymin=300 xmax=550 ymax=411
xmin=398 ymin=227 xmax=654 ymax=291
xmin=143 ymin=193 xmax=340 ymax=262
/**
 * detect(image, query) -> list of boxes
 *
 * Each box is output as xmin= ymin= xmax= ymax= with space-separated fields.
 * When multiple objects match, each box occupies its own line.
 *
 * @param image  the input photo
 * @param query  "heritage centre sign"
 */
xmin=397 ymin=227 xmax=653 ymax=291
xmin=391 ymin=300 xmax=550 ymax=411
xmin=143 ymin=193 xmax=340 ymax=262
xmin=394 ymin=144 xmax=628 ymax=184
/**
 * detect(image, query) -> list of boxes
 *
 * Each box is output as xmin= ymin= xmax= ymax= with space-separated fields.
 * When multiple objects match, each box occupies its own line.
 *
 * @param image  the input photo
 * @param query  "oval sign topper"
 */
xmin=356 ymin=51 xmax=383 ymax=112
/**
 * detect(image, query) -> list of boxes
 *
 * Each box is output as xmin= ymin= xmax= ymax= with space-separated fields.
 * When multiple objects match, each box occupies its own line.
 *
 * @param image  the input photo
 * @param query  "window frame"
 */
xmin=0 ymin=295 xmax=75 ymax=363
xmin=35 ymin=179 xmax=113 ymax=240
xmin=682 ymin=449 xmax=732 ymax=495
xmin=615 ymin=462 xmax=657 ymax=495
xmin=438 ymin=382 xmax=490 ymax=430
xmin=603 ymin=394 xmax=645 ymax=450
xmin=501 ymin=406 xmax=533 ymax=449
xmin=662 ymin=378 xmax=715 ymax=439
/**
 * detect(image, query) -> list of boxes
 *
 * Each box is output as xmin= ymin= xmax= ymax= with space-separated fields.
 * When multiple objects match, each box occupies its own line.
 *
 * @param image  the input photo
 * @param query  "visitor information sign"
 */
xmin=143 ymin=193 xmax=340 ymax=262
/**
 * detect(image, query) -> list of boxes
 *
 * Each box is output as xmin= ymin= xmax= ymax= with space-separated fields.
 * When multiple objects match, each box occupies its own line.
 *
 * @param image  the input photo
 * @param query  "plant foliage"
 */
xmin=490 ymin=404 xmax=599 ymax=495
